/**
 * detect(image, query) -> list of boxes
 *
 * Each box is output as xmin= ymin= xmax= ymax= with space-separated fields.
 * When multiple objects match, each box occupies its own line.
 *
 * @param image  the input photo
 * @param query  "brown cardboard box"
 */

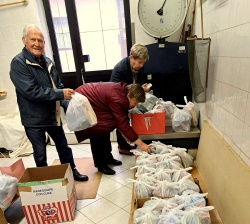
xmin=128 ymin=172 xmax=223 ymax=224
xmin=18 ymin=164 xmax=76 ymax=224
xmin=128 ymin=144 xmax=222 ymax=223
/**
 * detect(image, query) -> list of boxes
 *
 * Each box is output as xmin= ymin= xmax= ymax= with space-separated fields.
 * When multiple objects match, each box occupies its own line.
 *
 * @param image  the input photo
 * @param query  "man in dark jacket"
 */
xmin=75 ymin=82 xmax=151 ymax=175
xmin=110 ymin=43 xmax=151 ymax=155
xmin=10 ymin=24 xmax=88 ymax=182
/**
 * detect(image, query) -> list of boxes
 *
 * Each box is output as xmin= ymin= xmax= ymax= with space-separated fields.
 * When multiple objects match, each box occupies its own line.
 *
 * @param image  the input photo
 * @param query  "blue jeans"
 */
xmin=25 ymin=125 xmax=76 ymax=170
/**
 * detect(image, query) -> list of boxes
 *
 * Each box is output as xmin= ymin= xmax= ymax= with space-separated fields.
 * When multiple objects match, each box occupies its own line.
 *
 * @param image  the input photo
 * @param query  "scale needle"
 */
xmin=157 ymin=0 xmax=167 ymax=16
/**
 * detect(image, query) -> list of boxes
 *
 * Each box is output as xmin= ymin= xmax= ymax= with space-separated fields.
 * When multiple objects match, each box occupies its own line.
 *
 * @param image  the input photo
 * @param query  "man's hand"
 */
xmin=63 ymin=88 xmax=75 ymax=99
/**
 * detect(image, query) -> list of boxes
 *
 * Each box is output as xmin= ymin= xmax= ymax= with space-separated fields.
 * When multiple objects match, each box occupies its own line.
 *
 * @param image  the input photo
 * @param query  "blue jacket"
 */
xmin=10 ymin=48 xmax=67 ymax=127
xmin=110 ymin=56 xmax=145 ymax=84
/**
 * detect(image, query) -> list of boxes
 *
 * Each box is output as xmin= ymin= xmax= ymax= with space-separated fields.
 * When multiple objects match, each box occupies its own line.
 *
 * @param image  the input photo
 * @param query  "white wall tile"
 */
xmin=234 ymin=0 xmax=250 ymax=26
xmin=235 ymin=89 xmax=248 ymax=121
xmin=244 ymin=93 xmax=250 ymax=126
xmin=231 ymin=116 xmax=244 ymax=148
xmin=223 ymin=110 xmax=235 ymax=140
xmin=217 ymin=82 xmax=228 ymax=108
xmin=241 ymin=123 xmax=250 ymax=158
xmin=237 ymin=58 xmax=250 ymax=91
xmin=225 ymin=85 xmax=237 ymax=115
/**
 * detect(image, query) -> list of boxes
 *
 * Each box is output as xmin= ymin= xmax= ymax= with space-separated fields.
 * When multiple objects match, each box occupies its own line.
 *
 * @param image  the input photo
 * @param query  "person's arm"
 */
xmin=121 ymin=132 xmax=151 ymax=153
xmin=10 ymin=58 xmax=73 ymax=102
xmin=134 ymin=138 xmax=151 ymax=153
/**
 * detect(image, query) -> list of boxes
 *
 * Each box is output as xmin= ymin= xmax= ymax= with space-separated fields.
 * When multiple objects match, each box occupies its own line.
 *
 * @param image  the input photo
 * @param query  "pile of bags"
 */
xmin=127 ymin=142 xmax=214 ymax=224
xmin=130 ymin=93 xmax=199 ymax=132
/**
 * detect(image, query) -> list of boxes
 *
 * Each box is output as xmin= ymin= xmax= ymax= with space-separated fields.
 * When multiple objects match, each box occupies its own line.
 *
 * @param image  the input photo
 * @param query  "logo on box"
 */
xmin=38 ymin=205 xmax=58 ymax=221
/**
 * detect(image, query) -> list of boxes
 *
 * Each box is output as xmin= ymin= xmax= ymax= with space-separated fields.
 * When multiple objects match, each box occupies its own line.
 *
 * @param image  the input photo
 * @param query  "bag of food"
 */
xmin=0 ymin=174 xmax=18 ymax=211
xmin=66 ymin=92 xmax=97 ymax=131
xmin=172 ymin=107 xmax=191 ymax=132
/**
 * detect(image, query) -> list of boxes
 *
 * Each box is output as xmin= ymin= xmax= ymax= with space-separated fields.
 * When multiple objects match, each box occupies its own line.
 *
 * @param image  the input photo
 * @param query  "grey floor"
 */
xmin=4 ymin=142 xmax=135 ymax=224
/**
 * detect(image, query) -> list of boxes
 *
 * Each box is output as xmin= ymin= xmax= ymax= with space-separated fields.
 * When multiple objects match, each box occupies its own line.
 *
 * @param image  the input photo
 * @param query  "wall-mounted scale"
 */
xmin=138 ymin=0 xmax=188 ymax=44
xmin=137 ymin=0 xmax=193 ymax=108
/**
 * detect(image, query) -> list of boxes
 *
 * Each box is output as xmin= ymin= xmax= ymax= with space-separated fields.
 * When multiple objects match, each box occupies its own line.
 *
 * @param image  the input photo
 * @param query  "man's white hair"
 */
xmin=23 ymin=24 xmax=43 ymax=39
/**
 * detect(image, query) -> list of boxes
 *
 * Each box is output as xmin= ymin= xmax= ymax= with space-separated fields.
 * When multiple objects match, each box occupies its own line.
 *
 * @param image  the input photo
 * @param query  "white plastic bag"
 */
xmin=172 ymin=107 xmax=191 ymax=132
xmin=66 ymin=92 xmax=97 ymax=131
xmin=176 ymin=96 xmax=199 ymax=127
xmin=0 ymin=174 xmax=18 ymax=211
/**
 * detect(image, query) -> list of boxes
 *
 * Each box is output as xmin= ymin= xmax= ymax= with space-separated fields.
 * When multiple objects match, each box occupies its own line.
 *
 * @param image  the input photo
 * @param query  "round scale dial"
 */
xmin=138 ymin=0 xmax=188 ymax=39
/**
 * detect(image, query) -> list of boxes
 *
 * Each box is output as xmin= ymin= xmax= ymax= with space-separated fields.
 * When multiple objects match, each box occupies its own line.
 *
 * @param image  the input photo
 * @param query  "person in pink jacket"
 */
xmin=75 ymin=82 xmax=151 ymax=175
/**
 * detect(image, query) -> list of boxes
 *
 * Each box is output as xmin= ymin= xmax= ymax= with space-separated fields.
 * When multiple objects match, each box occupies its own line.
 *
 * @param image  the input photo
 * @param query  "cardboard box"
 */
xmin=18 ymin=164 xmax=76 ymax=224
xmin=0 ymin=158 xmax=25 ymax=180
xmin=131 ymin=112 xmax=165 ymax=135
xmin=128 ymin=158 xmax=223 ymax=224
xmin=129 ymin=186 xmax=223 ymax=224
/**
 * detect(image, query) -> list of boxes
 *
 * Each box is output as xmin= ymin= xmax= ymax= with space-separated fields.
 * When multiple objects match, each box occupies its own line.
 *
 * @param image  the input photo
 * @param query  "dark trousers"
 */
xmin=90 ymin=133 xmax=114 ymax=167
xmin=25 ymin=126 xmax=76 ymax=170
xmin=116 ymin=129 xmax=130 ymax=149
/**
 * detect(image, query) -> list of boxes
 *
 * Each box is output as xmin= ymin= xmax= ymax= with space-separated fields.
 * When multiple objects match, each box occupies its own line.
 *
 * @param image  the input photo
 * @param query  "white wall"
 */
xmin=1 ymin=0 xmax=250 ymax=167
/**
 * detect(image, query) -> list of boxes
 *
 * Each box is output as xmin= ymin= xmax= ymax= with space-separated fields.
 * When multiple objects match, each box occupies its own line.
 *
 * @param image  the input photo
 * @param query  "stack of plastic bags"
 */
xmin=127 ymin=141 xmax=214 ymax=224
xmin=129 ymin=93 xmax=199 ymax=132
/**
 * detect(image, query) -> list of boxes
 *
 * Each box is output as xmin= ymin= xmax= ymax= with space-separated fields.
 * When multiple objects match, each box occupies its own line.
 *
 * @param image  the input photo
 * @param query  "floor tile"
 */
xmin=97 ymin=209 xmax=130 ymax=224
xmin=109 ymin=169 xmax=135 ymax=185
xmin=79 ymin=198 xmax=120 ymax=223
xmin=97 ymin=178 xmax=124 ymax=197
xmin=76 ymin=194 xmax=102 ymax=210
xmin=104 ymin=186 xmax=132 ymax=208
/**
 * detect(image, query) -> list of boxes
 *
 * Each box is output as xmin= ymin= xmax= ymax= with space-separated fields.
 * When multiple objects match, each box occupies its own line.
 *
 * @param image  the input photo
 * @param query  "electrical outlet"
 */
xmin=147 ymin=74 xmax=152 ymax=80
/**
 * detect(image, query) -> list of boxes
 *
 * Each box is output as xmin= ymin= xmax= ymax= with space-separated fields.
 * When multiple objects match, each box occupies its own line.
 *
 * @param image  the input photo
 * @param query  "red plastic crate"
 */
xmin=131 ymin=112 xmax=165 ymax=135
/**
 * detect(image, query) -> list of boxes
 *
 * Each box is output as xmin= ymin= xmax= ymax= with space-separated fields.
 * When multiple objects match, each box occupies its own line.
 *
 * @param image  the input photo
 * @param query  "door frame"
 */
xmin=42 ymin=0 xmax=132 ymax=89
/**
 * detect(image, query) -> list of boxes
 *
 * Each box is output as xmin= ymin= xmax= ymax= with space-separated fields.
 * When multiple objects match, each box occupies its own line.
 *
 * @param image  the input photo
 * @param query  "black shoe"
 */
xmin=118 ymin=144 xmax=136 ymax=150
xmin=98 ymin=165 xmax=116 ymax=175
xmin=118 ymin=149 xmax=134 ymax=155
xmin=73 ymin=169 xmax=89 ymax=181
xmin=108 ymin=158 xmax=122 ymax=166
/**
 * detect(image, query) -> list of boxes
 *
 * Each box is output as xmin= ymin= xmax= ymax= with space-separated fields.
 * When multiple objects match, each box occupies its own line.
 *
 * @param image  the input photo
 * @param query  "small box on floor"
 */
xmin=131 ymin=112 xmax=165 ymax=135
xmin=18 ymin=164 xmax=76 ymax=224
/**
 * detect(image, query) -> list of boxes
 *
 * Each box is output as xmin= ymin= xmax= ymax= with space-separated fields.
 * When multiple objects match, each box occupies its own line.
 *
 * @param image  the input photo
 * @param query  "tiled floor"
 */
xmin=4 ymin=142 xmax=135 ymax=224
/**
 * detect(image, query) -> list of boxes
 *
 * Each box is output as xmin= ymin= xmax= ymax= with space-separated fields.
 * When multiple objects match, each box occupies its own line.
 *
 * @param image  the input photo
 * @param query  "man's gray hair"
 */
xmin=23 ymin=24 xmax=43 ymax=39
xmin=130 ymin=43 xmax=149 ymax=60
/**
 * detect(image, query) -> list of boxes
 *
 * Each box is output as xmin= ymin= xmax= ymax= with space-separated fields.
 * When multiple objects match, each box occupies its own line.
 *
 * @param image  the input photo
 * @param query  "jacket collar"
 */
xmin=22 ymin=48 xmax=53 ymax=73
xmin=22 ymin=48 xmax=44 ymax=63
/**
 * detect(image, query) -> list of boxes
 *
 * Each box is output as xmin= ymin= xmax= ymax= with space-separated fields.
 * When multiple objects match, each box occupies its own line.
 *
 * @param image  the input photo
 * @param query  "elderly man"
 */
xmin=10 ymin=24 xmax=88 ymax=181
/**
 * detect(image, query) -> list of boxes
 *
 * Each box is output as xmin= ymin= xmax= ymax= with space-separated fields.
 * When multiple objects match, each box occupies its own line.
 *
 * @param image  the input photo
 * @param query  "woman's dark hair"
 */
xmin=125 ymin=83 xmax=145 ymax=103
